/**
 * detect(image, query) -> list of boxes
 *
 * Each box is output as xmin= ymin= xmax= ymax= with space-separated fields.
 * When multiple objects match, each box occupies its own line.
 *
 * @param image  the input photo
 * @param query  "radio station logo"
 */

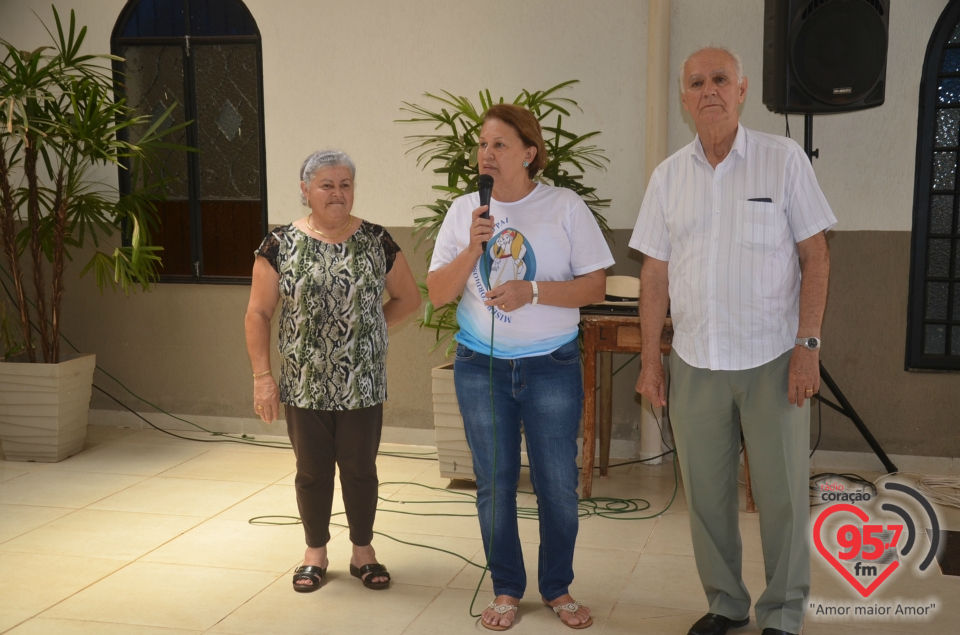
xmin=812 ymin=482 xmax=942 ymax=600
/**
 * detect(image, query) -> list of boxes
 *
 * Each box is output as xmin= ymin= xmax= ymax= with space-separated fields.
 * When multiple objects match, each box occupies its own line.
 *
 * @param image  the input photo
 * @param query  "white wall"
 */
xmin=253 ymin=0 xmax=646 ymax=231
xmin=667 ymin=0 xmax=947 ymax=232
xmin=0 ymin=0 xmax=949 ymax=232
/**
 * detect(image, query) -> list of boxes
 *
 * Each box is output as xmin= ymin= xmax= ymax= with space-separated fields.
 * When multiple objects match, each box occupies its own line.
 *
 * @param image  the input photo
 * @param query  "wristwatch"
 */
xmin=795 ymin=336 xmax=821 ymax=350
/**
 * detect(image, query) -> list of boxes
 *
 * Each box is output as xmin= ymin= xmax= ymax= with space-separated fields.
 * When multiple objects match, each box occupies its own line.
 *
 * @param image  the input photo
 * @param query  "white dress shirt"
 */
xmin=630 ymin=124 xmax=837 ymax=371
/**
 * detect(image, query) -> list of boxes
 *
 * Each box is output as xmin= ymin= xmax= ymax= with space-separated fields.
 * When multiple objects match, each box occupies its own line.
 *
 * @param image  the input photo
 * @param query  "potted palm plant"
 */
xmin=0 ymin=8 xmax=188 ymax=462
xmin=398 ymin=81 xmax=611 ymax=479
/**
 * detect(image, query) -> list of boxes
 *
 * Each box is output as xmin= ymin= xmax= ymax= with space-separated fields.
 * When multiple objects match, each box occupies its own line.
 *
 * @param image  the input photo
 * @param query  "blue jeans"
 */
xmin=454 ymin=338 xmax=583 ymax=601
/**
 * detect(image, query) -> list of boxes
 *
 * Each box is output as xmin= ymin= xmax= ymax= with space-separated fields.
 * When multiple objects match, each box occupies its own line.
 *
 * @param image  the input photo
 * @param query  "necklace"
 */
xmin=306 ymin=214 xmax=353 ymax=239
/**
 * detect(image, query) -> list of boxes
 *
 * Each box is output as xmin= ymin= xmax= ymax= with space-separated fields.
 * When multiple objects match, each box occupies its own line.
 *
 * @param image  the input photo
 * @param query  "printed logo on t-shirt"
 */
xmin=480 ymin=226 xmax=537 ymax=290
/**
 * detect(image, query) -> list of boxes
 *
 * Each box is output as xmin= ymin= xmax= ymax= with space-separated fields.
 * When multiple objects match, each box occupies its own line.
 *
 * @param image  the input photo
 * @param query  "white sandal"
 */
xmin=550 ymin=600 xmax=593 ymax=630
xmin=482 ymin=601 xmax=519 ymax=631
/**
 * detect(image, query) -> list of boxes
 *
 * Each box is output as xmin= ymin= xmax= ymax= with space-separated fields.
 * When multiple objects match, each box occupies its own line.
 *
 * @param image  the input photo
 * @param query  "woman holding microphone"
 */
xmin=427 ymin=105 xmax=613 ymax=630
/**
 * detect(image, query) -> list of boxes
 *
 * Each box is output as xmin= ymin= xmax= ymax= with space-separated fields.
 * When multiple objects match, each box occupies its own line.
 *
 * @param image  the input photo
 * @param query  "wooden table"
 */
xmin=581 ymin=313 xmax=673 ymax=498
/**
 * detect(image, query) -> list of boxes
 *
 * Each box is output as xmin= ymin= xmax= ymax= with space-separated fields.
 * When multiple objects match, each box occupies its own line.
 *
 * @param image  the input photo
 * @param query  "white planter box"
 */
xmin=0 ymin=353 xmax=96 ymax=462
xmin=432 ymin=363 xmax=475 ymax=481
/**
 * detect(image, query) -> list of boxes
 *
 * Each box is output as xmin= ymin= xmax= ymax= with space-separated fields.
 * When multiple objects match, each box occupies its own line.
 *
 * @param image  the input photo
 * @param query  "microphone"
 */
xmin=478 ymin=174 xmax=494 ymax=252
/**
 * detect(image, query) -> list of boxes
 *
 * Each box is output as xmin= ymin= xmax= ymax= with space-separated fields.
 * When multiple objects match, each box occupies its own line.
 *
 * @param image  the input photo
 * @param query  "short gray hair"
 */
xmin=300 ymin=150 xmax=356 ymax=205
xmin=678 ymin=46 xmax=745 ymax=93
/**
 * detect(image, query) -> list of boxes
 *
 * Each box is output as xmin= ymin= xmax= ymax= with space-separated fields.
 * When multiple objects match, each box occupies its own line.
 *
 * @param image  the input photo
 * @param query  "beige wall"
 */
xmin=57 ymin=230 xmax=446 ymax=435
xmin=2 ymin=0 xmax=959 ymax=458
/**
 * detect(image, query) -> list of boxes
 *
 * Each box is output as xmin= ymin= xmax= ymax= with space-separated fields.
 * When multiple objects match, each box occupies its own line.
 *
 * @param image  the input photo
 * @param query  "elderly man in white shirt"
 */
xmin=630 ymin=47 xmax=835 ymax=635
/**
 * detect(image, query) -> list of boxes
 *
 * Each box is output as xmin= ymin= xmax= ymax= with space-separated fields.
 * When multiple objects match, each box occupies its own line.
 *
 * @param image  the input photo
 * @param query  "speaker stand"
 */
xmin=803 ymin=114 xmax=898 ymax=474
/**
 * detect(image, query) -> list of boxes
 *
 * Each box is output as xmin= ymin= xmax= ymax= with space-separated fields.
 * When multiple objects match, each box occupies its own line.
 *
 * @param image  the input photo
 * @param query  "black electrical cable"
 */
xmin=809 ymin=394 xmax=823 ymax=458
xmin=92 ymin=385 xmax=295 ymax=448
xmin=0 ymin=262 xmax=682 ymax=611
xmin=0 ymin=265 xmax=436 ymax=459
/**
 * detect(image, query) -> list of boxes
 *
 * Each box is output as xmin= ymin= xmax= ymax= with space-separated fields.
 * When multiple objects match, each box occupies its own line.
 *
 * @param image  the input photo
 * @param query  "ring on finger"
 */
xmin=257 ymin=405 xmax=263 ymax=410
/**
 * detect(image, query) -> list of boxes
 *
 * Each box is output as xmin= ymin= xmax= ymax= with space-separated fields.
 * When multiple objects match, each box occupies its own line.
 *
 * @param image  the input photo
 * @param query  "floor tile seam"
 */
xmin=91 ymin=435 xmax=224 ymax=452
xmin=38 ymin=465 xmax=192 ymax=477
xmin=0 ymin=462 xmax=53 ymax=471
xmin=107 ymin=440 xmax=213 ymax=450
xmin=366 ymin=529 xmax=482 ymax=543
xmin=364 ymin=532 xmax=484 ymax=576
xmin=0 ymin=612 xmax=35 ymax=635
xmin=204 ymin=446 xmax=295 ymax=458
xmin=206 ymin=481 xmax=277 ymax=521
xmin=634 ymin=514 xmax=661 ymax=560
xmin=149 ymin=446 xmax=245 ymax=479
xmin=0 ymin=544 xmax=146 ymax=561
xmin=591 ymin=537 xmax=644 ymax=611
xmin=54 ymin=471 xmax=150 ymax=510
xmin=607 ymin=603 xmax=702 ymax=621
xmin=152 ymin=474 xmax=290 ymax=485
xmin=267 ymin=468 xmax=297 ymax=485
xmin=334 ymin=526 xmax=483 ymax=549
xmin=63 ymin=504 xmax=216 ymax=525
xmin=0 ymin=506 xmax=82 ymax=546
xmin=395 ymin=585 xmax=447 ymax=634
xmin=611 ymin=596 xmax=706 ymax=613
xmin=347 ymin=529 xmax=484 ymax=567
xmin=89 ymin=427 xmax=137 ymax=439
xmin=25 ymin=617 xmax=204 ymax=635
xmin=35 ymin=607 xmax=223 ymax=635
xmin=383 ymin=497 xmax=478 ymax=506
xmin=118 ymin=558 xmax=291 ymax=582
xmin=89 ymin=506 xmax=231 ymax=519
xmin=375 ymin=504 xmax=481 ymax=518
xmin=111 ymin=514 xmax=209 ymax=563
xmin=137 ymin=554 xmax=302 ymax=575
xmin=0 ymin=471 xmax=31 ymax=486
xmin=29 ymin=559 xmax=140 ymax=625
xmin=376 ymin=503 xmax=479 ymax=517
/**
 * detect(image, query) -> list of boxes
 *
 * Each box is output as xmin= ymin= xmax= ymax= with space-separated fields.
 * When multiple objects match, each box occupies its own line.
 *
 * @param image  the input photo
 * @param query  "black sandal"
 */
xmin=350 ymin=563 xmax=391 ymax=589
xmin=292 ymin=565 xmax=325 ymax=593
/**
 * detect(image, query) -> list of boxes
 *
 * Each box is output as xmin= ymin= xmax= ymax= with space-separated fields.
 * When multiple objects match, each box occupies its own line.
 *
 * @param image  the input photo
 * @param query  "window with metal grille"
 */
xmin=907 ymin=0 xmax=960 ymax=370
xmin=111 ymin=0 xmax=267 ymax=282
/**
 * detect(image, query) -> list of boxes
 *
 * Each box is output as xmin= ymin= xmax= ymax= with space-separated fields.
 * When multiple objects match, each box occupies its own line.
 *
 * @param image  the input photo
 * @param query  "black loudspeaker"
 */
xmin=763 ymin=0 xmax=889 ymax=114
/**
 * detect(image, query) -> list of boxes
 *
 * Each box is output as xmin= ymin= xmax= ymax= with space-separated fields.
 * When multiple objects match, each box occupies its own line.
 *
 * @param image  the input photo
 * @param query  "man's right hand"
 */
xmin=636 ymin=358 xmax=667 ymax=407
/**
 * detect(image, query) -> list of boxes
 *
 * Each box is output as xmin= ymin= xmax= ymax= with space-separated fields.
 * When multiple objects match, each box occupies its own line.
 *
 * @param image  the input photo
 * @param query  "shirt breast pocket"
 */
xmin=736 ymin=200 xmax=785 ymax=255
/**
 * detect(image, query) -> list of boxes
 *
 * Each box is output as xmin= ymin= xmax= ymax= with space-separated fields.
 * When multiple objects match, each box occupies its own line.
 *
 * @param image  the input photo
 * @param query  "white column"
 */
xmin=639 ymin=0 xmax=672 ymax=464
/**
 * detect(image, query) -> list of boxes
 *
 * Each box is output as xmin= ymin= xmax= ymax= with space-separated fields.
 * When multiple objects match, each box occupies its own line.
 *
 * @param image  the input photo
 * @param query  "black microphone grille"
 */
xmin=478 ymin=174 xmax=494 ymax=189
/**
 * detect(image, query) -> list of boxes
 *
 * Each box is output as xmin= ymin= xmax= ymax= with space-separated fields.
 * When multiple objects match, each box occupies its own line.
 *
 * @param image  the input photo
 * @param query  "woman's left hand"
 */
xmin=484 ymin=281 xmax=534 ymax=313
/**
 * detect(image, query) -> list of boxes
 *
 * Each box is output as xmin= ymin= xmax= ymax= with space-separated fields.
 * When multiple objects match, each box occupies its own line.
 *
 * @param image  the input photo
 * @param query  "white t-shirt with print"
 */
xmin=429 ymin=183 xmax=614 ymax=359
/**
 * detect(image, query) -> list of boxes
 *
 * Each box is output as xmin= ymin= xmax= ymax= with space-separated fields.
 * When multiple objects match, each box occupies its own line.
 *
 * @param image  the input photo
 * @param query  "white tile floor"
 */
xmin=0 ymin=426 xmax=957 ymax=634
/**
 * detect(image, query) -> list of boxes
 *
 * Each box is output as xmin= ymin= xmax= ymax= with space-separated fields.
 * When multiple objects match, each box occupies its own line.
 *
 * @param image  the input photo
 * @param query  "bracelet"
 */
xmin=252 ymin=369 xmax=272 ymax=379
xmin=530 ymin=280 xmax=539 ymax=305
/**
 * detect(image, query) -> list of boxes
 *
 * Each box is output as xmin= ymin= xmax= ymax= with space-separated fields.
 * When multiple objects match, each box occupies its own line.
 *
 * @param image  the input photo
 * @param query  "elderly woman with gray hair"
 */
xmin=244 ymin=149 xmax=420 ymax=593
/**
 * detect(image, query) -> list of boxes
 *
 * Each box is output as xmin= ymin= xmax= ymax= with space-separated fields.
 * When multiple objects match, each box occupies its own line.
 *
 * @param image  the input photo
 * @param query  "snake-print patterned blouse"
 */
xmin=255 ymin=221 xmax=400 ymax=411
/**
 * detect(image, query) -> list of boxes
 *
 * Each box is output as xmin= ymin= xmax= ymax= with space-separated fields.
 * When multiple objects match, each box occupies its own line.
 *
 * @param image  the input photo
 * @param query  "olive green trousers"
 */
xmin=668 ymin=349 xmax=810 ymax=634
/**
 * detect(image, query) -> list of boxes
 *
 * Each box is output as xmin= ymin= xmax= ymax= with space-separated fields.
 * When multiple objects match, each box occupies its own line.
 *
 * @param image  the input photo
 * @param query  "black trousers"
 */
xmin=284 ymin=403 xmax=382 ymax=548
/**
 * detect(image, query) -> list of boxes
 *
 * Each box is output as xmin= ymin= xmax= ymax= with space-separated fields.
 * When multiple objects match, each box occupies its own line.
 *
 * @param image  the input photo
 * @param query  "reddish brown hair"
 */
xmin=483 ymin=104 xmax=547 ymax=179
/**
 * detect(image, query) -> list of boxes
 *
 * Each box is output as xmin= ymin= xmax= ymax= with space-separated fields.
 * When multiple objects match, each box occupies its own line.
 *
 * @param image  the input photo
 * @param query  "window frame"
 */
xmin=111 ymin=0 xmax=268 ymax=285
xmin=906 ymin=0 xmax=960 ymax=371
